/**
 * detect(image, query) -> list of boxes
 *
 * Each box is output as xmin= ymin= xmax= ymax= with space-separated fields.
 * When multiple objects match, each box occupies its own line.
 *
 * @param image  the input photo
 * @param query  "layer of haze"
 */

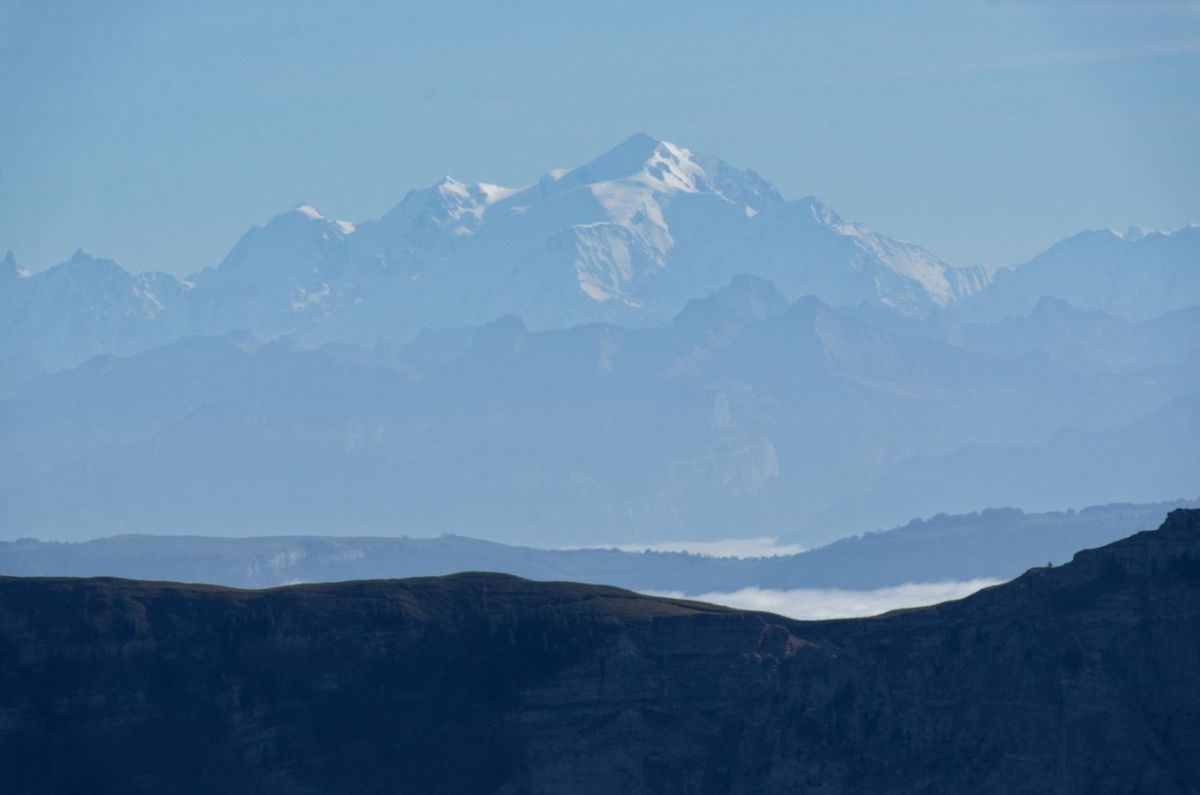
xmin=588 ymin=538 xmax=808 ymax=558
xmin=646 ymin=580 xmax=1005 ymax=621
xmin=1 ymin=0 xmax=1198 ymax=276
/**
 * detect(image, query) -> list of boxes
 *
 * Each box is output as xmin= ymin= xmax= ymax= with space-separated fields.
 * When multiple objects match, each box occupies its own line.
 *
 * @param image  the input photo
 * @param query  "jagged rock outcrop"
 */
xmin=1 ymin=510 xmax=1199 ymax=794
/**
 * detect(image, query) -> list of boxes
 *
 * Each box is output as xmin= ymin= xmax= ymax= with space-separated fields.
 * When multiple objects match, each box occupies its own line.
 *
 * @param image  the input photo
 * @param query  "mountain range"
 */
xmin=3 ymin=134 xmax=1196 ymax=379
xmin=2 ymin=135 xmax=1197 ymax=544
xmin=3 ymin=278 xmax=1196 ymax=544
xmin=967 ymin=224 xmax=1200 ymax=321
xmin=2 ymin=509 xmax=1198 ymax=793
xmin=2 ymin=499 xmax=1191 ymax=594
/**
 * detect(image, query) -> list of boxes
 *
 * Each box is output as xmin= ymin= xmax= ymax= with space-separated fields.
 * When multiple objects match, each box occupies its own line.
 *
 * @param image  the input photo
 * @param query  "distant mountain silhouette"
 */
xmin=2 ymin=280 xmax=1195 ymax=544
xmin=2 ymin=499 xmax=1193 ymax=593
xmin=967 ymin=225 xmax=1200 ymax=321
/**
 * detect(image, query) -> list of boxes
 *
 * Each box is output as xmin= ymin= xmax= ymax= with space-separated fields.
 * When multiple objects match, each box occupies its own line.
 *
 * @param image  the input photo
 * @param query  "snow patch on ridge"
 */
xmin=294 ymin=204 xmax=356 ymax=235
xmin=289 ymin=282 xmax=331 ymax=312
xmin=477 ymin=182 xmax=519 ymax=204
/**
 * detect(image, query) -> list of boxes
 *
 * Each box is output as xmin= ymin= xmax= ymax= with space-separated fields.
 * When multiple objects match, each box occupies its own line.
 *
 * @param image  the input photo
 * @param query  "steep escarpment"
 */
xmin=1 ymin=510 xmax=1199 ymax=794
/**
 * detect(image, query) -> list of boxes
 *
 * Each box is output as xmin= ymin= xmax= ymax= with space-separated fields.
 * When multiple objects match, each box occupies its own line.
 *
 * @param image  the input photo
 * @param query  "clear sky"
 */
xmin=1 ymin=0 xmax=1198 ymax=276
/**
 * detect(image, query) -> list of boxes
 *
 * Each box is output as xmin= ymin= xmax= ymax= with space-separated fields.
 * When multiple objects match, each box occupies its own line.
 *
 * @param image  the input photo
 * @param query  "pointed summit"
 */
xmin=376 ymin=174 xmax=517 ymax=241
xmin=50 ymin=250 xmax=137 ymax=285
xmin=560 ymin=132 xmax=708 ymax=193
xmin=1 ymin=250 xmax=22 ymax=279
xmin=532 ymin=134 xmax=782 ymax=215
xmin=60 ymin=250 xmax=121 ymax=274
xmin=579 ymin=133 xmax=668 ymax=181
xmin=432 ymin=175 xmax=469 ymax=197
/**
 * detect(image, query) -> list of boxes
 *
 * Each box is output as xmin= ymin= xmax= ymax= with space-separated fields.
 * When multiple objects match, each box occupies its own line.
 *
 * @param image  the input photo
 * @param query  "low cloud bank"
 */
xmin=581 ymin=537 xmax=807 ymax=558
xmin=647 ymin=579 xmax=1004 ymax=620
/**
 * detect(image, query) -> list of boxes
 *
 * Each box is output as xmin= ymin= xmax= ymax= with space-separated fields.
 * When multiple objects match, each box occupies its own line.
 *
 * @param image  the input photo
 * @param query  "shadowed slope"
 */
xmin=1 ymin=510 xmax=1199 ymax=793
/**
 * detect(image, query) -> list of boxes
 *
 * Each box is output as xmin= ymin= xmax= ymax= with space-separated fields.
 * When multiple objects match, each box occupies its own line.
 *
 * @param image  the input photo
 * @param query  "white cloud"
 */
xmin=578 ymin=537 xmax=807 ymax=558
xmin=645 ymin=579 xmax=1004 ymax=620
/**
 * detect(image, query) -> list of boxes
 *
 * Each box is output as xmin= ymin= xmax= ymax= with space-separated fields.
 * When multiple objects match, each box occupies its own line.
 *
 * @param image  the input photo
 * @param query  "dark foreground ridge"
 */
xmin=2 ymin=511 xmax=1199 ymax=794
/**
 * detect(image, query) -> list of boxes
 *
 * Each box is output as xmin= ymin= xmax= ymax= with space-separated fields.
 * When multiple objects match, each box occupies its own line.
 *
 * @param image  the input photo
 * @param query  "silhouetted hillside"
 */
xmin=1 ymin=510 xmax=1199 ymax=793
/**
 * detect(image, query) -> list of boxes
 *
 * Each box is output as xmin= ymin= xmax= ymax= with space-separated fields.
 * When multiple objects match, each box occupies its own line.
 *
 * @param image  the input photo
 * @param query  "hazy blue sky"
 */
xmin=2 ymin=0 xmax=1198 ymax=275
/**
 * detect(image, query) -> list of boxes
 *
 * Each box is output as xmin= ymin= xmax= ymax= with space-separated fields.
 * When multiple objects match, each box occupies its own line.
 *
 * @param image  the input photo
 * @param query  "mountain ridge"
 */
xmin=2 ymin=134 xmax=996 ymax=371
xmin=5 ymin=134 xmax=1195 ymax=377
xmin=2 ymin=498 xmax=1193 ymax=593
xmin=3 ymin=278 xmax=1195 ymax=544
xmin=968 ymin=223 xmax=1200 ymax=321
xmin=1 ymin=509 xmax=1198 ymax=793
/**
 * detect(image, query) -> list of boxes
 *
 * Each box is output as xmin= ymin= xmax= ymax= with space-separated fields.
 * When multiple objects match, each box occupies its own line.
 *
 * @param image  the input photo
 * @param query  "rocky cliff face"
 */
xmin=2 ymin=510 xmax=1199 ymax=794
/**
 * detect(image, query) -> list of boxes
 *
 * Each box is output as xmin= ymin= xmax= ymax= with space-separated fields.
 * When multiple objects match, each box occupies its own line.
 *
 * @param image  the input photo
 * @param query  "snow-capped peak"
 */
xmin=432 ymin=176 xmax=472 ymax=200
xmin=292 ymin=204 xmax=356 ymax=235
xmin=1091 ymin=223 xmax=1198 ymax=243
xmin=380 ymin=176 xmax=518 ymax=237
xmin=433 ymin=176 xmax=518 ymax=206
xmin=639 ymin=139 xmax=711 ymax=194
xmin=790 ymin=196 xmax=987 ymax=306
xmin=475 ymin=182 xmax=519 ymax=205
xmin=558 ymin=133 xmax=709 ymax=196
xmin=545 ymin=134 xmax=783 ymax=221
